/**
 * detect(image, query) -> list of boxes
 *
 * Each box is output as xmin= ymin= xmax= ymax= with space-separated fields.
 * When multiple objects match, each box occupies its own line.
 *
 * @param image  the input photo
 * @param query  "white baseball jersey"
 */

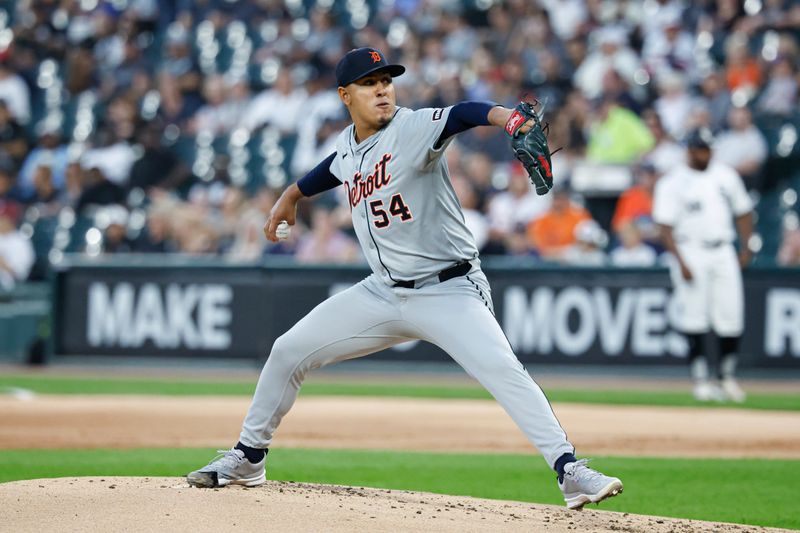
xmin=653 ymin=161 xmax=751 ymax=336
xmin=328 ymin=106 xmax=479 ymax=284
xmin=652 ymin=162 xmax=752 ymax=245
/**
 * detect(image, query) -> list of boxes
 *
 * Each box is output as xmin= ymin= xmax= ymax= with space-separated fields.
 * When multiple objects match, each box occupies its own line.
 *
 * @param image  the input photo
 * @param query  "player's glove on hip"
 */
xmin=504 ymin=101 xmax=554 ymax=196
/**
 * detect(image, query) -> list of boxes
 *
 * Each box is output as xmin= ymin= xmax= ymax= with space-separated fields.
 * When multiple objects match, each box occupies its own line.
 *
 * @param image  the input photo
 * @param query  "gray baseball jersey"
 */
xmin=329 ymin=106 xmax=479 ymax=284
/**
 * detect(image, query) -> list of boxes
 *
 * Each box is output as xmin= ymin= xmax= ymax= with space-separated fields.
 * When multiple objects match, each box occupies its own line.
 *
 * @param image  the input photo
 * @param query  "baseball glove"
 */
xmin=504 ymin=101 xmax=555 ymax=196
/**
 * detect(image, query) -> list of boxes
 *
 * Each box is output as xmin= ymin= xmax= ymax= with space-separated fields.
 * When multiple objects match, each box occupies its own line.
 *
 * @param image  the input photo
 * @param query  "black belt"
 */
xmin=678 ymin=239 xmax=729 ymax=249
xmin=393 ymin=261 xmax=472 ymax=289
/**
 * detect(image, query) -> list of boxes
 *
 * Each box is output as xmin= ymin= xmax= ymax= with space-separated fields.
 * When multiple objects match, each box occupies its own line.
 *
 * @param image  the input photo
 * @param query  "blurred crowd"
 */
xmin=1 ymin=0 xmax=800 ymax=288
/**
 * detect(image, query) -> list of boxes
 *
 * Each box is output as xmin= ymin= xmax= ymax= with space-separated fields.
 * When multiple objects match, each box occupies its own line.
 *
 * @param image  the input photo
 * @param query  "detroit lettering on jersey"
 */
xmin=345 ymin=153 xmax=392 ymax=209
xmin=330 ymin=106 xmax=478 ymax=284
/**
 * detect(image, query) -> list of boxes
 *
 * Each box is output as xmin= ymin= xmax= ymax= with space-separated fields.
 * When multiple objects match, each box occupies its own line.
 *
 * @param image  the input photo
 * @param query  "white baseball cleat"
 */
xmin=693 ymin=380 xmax=725 ymax=402
xmin=187 ymin=448 xmax=266 ymax=488
xmin=721 ymin=378 xmax=746 ymax=403
xmin=558 ymin=459 xmax=623 ymax=510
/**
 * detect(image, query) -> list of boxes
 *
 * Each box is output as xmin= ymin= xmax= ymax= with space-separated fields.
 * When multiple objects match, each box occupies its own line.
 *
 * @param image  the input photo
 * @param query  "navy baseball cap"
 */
xmin=335 ymin=47 xmax=405 ymax=87
xmin=685 ymin=128 xmax=714 ymax=149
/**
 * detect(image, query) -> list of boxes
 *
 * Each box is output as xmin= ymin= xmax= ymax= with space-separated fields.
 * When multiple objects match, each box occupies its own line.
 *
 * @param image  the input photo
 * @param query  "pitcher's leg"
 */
xmin=240 ymin=279 xmax=409 ymax=448
xmin=405 ymin=279 xmax=574 ymax=469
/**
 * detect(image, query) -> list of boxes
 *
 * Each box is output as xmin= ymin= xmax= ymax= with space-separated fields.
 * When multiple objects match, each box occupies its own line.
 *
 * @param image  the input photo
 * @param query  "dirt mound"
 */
xmin=1 ymin=477 xmax=787 ymax=533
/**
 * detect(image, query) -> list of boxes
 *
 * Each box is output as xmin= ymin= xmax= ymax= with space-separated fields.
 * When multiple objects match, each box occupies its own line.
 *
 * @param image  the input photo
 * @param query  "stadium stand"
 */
xmin=0 ymin=0 xmax=797 ymax=280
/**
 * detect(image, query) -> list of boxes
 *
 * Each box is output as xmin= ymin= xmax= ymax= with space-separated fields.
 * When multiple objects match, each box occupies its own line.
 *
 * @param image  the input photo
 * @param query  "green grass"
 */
xmin=0 ymin=448 xmax=797 ymax=530
xmin=1 ymin=374 xmax=799 ymax=411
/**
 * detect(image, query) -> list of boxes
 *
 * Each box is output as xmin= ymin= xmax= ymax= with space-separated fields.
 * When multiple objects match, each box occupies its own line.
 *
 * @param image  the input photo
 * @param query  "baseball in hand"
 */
xmin=276 ymin=221 xmax=291 ymax=241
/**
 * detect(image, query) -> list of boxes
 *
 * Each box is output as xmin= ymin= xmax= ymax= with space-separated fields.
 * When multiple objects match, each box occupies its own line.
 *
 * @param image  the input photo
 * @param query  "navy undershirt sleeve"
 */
xmin=436 ymin=101 xmax=498 ymax=147
xmin=296 ymin=152 xmax=341 ymax=197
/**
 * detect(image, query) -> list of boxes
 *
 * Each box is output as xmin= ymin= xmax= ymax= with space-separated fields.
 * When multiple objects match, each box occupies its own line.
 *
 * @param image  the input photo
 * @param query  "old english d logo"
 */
xmin=369 ymin=51 xmax=381 ymax=63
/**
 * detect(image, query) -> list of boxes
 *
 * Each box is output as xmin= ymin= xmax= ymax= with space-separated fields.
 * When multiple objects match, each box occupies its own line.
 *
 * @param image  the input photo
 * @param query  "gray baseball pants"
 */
xmin=239 ymin=267 xmax=575 ymax=468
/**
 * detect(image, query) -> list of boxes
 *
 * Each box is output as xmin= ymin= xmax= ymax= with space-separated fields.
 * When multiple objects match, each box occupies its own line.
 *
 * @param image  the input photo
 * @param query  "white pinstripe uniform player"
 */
xmin=187 ymin=47 xmax=623 ymax=509
xmin=653 ymin=128 xmax=755 ymax=402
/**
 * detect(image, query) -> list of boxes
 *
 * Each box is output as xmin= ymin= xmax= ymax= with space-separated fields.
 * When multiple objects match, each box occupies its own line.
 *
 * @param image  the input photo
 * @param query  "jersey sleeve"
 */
xmin=652 ymin=177 xmax=678 ymax=226
xmin=328 ymin=151 xmax=345 ymax=183
xmin=722 ymin=166 xmax=753 ymax=216
xmin=401 ymin=107 xmax=454 ymax=169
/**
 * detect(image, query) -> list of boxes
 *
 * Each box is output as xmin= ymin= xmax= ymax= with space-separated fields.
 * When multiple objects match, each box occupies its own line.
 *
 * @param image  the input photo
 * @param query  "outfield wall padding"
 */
xmin=51 ymin=256 xmax=800 ymax=367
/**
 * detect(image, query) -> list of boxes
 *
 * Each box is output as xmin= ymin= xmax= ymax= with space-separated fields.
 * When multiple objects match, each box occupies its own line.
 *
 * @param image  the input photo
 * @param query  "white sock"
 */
xmin=691 ymin=357 xmax=710 ymax=382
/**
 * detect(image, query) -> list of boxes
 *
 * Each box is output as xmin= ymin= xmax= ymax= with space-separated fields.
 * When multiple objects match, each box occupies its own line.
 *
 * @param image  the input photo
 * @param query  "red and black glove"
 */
xmin=504 ymin=101 xmax=554 ymax=196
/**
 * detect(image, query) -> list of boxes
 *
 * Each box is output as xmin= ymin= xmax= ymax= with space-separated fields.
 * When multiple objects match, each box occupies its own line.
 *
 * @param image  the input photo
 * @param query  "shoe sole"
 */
xmin=565 ymin=479 xmax=624 ymax=511
xmin=187 ymin=470 xmax=266 ymax=488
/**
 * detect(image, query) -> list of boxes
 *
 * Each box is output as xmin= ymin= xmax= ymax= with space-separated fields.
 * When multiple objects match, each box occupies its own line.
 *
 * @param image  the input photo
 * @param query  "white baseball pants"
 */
xmin=670 ymin=242 xmax=744 ymax=336
xmin=240 ymin=266 xmax=575 ymax=469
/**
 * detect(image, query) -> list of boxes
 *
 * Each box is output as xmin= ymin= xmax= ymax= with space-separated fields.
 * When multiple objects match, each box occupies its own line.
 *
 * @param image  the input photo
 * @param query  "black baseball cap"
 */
xmin=685 ymin=128 xmax=714 ymax=150
xmin=335 ymin=47 xmax=405 ymax=87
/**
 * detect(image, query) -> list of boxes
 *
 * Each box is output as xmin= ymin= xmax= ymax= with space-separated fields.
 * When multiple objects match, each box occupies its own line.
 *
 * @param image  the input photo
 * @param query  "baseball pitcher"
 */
xmin=187 ymin=47 xmax=623 ymax=510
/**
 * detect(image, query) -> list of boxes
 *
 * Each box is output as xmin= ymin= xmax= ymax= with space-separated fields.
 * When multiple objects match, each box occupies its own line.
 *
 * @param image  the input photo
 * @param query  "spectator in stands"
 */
xmin=641 ymin=109 xmax=684 ymax=174
xmin=305 ymin=8 xmax=346 ymax=63
xmin=243 ymin=67 xmax=307 ymax=134
xmin=654 ymin=71 xmax=695 ymax=140
xmin=574 ymin=27 xmax=640 ymax=101
xmin=18 ymin=123 xmax=70 ymax=200
xmin=549 ymin=89 xmax=590 ymax=161
xmin=172 ymin=204 xmax=220 ymax=255
xmin=226 ymin=209 xmax=270 ymax=262
xmin=75 ymin=167 xmax=126 ymax=214
xmin=486 ymin=162 xmax=550 ymax=255
xmin=64 ymin=40 xmax=97 ymax=96
xmin=529 ymin=49 xmax=572 ymax=110
xmin=62 ymin=161 xmax=85 ymax=209
xmin=611 ymin=162 xmax=658 ymax=236
xmin=0 ymin=61 xmax=31 ymax=126
xmin=724 ymin=36 xmax=762 ymax=99
xmin=81 ymin=127 xmax=137 ymax=187
xmin=0 ymin=160 xmax=22 ymax=224
xmin=0 ymin=206 xmax=34 ymax=289
xmin=452 ymin=175 xmax=489 ymax=252
xmin=291 ymin=72 xmax=344 ymax=176
xmin=128 ymin=124 xmax=191 ymax=193
xmin=217 ymin=187 xmax=247 ymax=252
xmin=713 ymin=106 xmax=769 ymax=189
xmin=157 ymin=71 xmax=203 ymax=129
xmin=296 ymin=206 xmax=360 ymax=264
xmin=105 ymin=37 xmax=147 ymax=98
xmin=777 ymin=225 xmax=800 ymax=267
xmin=134 ymin=205 xmax=176 ymax=254
xmin=698 ymin=71 xmax=733 ymax=133
xmin=462 ymin=152 xmax=497 ymax=207
xmin=161 ymin=26 xmax=201 ymax=94
xmin=29 ymin=165 xmax=61 ymax=217
xmin=561 ymin=219 xmax=608 ymax=266
xmin=92 ymin=5 xmax=125 ymax=79
xmin=0 ymin=100 xmax=28 ymax=166
xmin=610 ymin=222 xmax=658 ymax=267
xmin=97 ymin=205 xmax=135 ymax=254
xmin=756 ymin=57 xmax=798 ymax=116
xmin=189 ymin=74 xmax=225 ymax=134
xmin=599 ymin=68 xmax=640 ymax=115
xmin=527 ymin=187 xmax=592 ymax=260
xmin=642 ymin=11 xmax=696 ymax=81
xmin=454 ymin=117 xmax=510 ymax=162
xmin=586 ymin=97 xmax=655 ymax=165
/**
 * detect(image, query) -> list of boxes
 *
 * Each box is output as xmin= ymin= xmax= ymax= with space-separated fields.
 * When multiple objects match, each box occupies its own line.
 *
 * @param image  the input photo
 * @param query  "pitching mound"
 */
xmin=0 ymin=477 xmax=785 ymax=533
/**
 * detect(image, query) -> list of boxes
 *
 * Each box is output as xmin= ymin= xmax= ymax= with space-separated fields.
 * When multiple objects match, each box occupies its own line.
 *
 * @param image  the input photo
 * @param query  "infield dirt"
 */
xmin=2 ymin=394 xmax=799 ymax=458
xmin=1 ymin=476 xmax=790 ymax=533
